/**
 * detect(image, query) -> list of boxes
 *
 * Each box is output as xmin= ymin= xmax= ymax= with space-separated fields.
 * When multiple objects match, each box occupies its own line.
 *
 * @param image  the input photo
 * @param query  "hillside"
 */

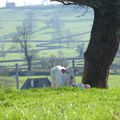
xmin=0 ymin=5 xmax=93 ymax=40
xmin=0 ymin=5 xmax=119 ymax=71
xmin=0 ymin=5 xmax=94 ymax=67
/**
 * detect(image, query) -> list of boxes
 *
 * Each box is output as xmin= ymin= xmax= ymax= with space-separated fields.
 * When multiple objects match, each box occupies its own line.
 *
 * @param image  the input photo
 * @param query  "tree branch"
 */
xmin=51 ymin=0 xmax=100 ymax=8
xmin=61 ymin=1 xmax=74 ymax=5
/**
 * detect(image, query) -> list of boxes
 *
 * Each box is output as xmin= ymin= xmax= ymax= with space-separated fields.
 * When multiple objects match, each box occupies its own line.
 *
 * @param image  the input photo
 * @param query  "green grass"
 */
xmin=0 ymin=87 xmax=120 ymax=120
xmin=75 ymin=75 xmax=120 ymax=89
xmin=108 ymin=75 xmax=120 ymax=88
xmin=0 ymin=7 xmax=119 ymax=119
xmin=0 ymin=47 xmax=79 ymax=61
xmin=0 ymin=75 xmax=120 ymax=119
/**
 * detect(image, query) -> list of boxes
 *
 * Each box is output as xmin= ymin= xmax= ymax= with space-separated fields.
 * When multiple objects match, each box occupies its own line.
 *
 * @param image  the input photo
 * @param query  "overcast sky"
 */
xmin=0 ymin=0 xmax=58 ymax=7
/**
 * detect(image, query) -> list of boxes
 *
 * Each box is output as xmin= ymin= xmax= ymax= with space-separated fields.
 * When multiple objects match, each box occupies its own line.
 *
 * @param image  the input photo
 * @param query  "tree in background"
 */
xmin=51 ymin=0 xmax=120 ymax=88
xmin=14 ymin=12 xmax=36 ymax=72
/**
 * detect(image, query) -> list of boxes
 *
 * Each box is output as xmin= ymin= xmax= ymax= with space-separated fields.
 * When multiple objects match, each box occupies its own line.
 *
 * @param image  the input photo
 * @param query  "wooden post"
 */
xmin=72 ymin=59 xmax=75 ymax=69
xmin=31 ymin=79 xmax=34 ymax=88
xmin=16 ymin=63 xmax=19 ymax=89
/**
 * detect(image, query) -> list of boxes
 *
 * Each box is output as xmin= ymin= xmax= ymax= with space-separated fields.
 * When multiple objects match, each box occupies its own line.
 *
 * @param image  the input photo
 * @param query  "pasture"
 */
xmin=0 ymin=5 xmax=119 ymax=71
xmin=0 ymin=5 xmax=120 ymax=120
xmin=0 ymin=5 xmax=93 ymax=68
xmin=0 ymin=75 xmax=120 ymax=120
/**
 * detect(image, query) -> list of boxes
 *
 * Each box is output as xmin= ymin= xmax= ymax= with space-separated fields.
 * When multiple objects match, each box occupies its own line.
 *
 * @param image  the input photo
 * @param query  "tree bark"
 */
xmin=27 ymin=56 xmax=32 ymax=71
xmin=52 ymin=0 xmax=120 ymax=88
xmin=24 ymin=41 xmax=32 ymax=72
xmin=82 ymin=4 xmax=120 ymax=88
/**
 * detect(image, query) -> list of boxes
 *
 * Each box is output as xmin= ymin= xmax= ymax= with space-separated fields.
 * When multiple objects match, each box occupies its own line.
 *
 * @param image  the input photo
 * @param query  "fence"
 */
xmin=0 ymin=55 xmax=120 ymax=89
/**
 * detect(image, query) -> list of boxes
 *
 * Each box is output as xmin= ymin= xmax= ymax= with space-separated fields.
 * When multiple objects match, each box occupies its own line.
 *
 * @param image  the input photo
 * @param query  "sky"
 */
xmin=0 ymin=0 xmax=58 ymax=7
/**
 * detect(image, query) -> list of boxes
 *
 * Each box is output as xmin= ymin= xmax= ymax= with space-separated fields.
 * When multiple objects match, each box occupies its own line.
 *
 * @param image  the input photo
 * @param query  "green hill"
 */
xmin=0 ymin=5 xmax=119 ymax=70
xmin=0 ymin=6 xmax=93 ymax=40
xmin=0 ymin=5 xmax=94 ymax=67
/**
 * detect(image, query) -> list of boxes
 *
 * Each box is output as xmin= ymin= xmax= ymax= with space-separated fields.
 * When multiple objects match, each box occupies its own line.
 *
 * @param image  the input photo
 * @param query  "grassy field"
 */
xmin=0 ymin=6 xmax=93 ymax=68
xmin=0 ymin=6 xmax=120 ymax=119
xmin=0 ymin=7 xmax=93 ymax=40
xmin=0 ymin=84 xmax=120 ymax=119
xmin=0 ymin=75 xmax=120 ymax=120
xmin=0 ymin=6 xmax=119 ymax=70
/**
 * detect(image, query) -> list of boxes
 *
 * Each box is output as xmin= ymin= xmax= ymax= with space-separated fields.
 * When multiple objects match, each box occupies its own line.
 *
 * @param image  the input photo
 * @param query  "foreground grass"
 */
xmin=0 ymin=87 xmax=120 ymax=120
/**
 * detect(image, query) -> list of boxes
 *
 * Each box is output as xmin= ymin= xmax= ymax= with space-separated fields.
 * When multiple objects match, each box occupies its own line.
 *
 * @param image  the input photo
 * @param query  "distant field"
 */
xmin=0 ymin=6 xmax=93 ymax=67
xmin=0 ymin=7 xmax=93 ymax=39
xmin=0 ymin=6 xmax=119 ymax=71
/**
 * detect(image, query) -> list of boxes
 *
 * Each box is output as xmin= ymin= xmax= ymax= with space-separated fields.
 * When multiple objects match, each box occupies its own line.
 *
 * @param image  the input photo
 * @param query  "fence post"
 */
xmin=16 ymin=63 xmax=19 ymax=89
xmin=72 ymin=59 xmax=75 ymax=69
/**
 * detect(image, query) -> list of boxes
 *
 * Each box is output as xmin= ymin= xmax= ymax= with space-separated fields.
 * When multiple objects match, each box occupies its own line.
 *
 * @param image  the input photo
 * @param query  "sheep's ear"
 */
xmin=61 ymin=69 xmax=66 ymax=73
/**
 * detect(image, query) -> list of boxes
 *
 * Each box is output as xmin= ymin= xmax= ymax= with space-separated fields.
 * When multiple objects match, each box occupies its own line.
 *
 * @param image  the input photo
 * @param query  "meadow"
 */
xmin=0 ymin=6 xmax=93 ymax=68
xmin=0 ymin=6 xmax=119 ymax=70
xmin=0 ymin=6 xmax=120 ymax=120
xmin=0 ymin=75 xmax=120 ymax=120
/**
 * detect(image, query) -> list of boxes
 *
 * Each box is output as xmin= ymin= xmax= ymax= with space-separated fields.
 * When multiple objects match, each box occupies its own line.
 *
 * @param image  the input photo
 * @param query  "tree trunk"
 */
xmin=27 ymin=56 xmax=32 ymax=71
xmin=82 ymin=5 xmax=120 ymax=88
